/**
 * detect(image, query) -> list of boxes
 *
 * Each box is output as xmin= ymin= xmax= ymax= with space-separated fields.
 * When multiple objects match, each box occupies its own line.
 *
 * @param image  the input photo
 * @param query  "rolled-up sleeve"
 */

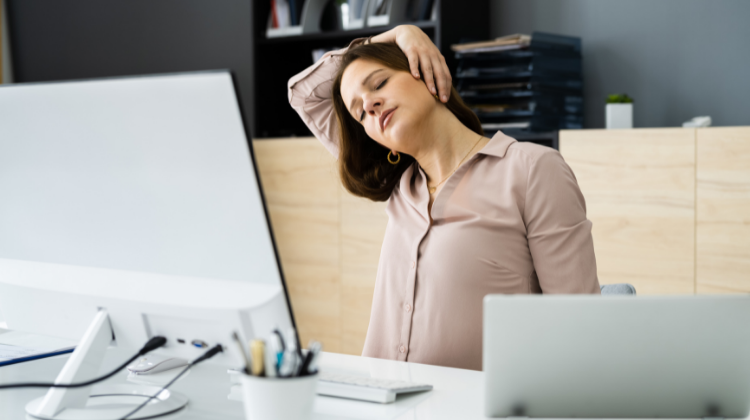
xmin=523 ymin=150 xmax=600 ymax=294
xmin=288 ymin=39 xmax=364 ymax=158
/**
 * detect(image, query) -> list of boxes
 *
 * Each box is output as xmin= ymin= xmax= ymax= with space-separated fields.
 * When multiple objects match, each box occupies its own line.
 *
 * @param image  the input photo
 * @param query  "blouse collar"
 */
xmin=394 ymin=131 xmax=518 ymax=220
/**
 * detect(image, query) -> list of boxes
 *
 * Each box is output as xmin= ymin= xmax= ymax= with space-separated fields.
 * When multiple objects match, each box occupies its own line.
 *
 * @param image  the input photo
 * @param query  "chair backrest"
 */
xmin=600 ymin=283 xmax=636 ymax=295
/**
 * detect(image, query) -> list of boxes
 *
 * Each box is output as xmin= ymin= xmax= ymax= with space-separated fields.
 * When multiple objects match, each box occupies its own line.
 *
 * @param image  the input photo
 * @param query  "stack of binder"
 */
xmin=452 ymin=32 xmax=583 ymax=135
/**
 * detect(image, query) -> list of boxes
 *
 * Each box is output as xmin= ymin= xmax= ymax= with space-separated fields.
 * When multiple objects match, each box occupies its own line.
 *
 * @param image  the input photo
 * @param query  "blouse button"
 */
xmin=405 ymin=304 xmax=411 ymax=312
xmin=410 ymin=260 xmax=415 ymax=269
xmin=399 ymin=345 xmax=406 ymax=353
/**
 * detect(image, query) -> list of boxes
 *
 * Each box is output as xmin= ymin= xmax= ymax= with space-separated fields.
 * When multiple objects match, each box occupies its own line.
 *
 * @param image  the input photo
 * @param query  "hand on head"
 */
xmin=373 ymin=25 xmax=452 ymax=103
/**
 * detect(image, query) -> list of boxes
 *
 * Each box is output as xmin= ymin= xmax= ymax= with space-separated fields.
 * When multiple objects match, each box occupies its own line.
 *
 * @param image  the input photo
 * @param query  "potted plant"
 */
xmin=606 ymin=94 xmax=633 ymax=129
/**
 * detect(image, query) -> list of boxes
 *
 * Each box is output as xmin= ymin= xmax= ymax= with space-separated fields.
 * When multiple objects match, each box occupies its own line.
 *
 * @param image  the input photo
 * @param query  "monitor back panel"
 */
xmin=483 ymin=295 xmax=750 ymax=418
xmin=0 ymin=71 xmax=294 ymax=347
xmin=0 ymin=71 xmax=280 ymax=286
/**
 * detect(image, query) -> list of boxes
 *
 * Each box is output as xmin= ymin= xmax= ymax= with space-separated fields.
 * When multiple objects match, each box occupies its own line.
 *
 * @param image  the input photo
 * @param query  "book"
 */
xmin=373 ymin=0 xmax=389 ymax=15
xmin=289 ymin=0 xmax=298 ymax=25
xmin=271 ymin=0 xmax=279 ymax=28
xmin=349 ymin=0 xmax=367 ymax=20
xmin=418 ymin=0 xmax=435 ymax=20
xmin=276 ymin=0 xmax=291 ymax=28
xmin=451 ymin=34 xmax=531 ymax=53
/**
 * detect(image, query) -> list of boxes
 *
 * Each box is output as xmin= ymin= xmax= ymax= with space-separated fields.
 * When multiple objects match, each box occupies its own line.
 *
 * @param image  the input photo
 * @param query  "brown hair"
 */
xmin=331 ymin=42 xmax=483 ymax=202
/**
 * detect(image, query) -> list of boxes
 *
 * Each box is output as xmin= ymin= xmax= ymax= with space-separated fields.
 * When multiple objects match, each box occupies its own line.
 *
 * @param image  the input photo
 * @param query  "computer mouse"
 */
xmin=127 ymin=354 xmax=188 ymax=375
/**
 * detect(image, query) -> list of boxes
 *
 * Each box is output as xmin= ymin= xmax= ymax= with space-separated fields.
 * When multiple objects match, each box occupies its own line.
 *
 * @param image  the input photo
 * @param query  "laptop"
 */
xmin=483 ymin=295 xmax=750 ymax=418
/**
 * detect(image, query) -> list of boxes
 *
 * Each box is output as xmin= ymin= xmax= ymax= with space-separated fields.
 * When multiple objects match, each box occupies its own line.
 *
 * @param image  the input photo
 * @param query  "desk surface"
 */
xmin=3 ymin=336 xmax=750 ymax=420
xmin=0 ymin=346 xmax=485 ymax=420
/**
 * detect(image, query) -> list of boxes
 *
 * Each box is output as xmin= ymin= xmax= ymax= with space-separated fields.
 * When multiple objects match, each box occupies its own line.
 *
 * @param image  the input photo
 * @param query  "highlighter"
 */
xmin=250 ymin=340 xmax=265 ymax=377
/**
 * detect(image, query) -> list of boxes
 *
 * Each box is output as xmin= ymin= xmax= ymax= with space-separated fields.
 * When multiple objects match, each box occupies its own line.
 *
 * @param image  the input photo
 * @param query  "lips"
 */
xmin=380 ymin=107 xmax=397 ymax=132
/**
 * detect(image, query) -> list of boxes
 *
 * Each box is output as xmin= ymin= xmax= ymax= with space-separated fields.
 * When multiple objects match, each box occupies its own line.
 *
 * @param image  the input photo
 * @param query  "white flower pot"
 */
xmin=606 ymin=103 xmax=633 ymax=129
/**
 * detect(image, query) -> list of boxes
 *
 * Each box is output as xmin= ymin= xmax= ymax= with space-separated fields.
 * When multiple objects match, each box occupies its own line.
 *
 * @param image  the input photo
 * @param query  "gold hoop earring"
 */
xmin=387 ymin=151 xmax=401 ymax=165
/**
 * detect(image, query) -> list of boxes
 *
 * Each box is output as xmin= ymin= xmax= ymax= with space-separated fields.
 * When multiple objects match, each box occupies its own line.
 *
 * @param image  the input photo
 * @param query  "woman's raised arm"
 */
xmin=287 ymin=42 xmax=352 ymax=157
xmin=287 ymin=25 xmax=451 ymax=158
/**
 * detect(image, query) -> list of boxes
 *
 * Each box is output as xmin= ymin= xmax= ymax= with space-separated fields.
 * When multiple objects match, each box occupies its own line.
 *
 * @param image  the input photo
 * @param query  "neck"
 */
xmin=411 ymin=107 xmax=486 ymax=187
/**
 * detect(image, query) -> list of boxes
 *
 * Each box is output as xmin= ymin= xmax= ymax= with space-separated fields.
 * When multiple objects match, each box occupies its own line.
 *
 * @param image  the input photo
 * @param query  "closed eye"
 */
xmin=358 ymin=78 xmax=389 ymax=122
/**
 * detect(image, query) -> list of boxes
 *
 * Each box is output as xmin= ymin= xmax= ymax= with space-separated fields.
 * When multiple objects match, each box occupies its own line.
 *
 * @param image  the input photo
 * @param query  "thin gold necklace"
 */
xmin=428 ymin=134 xmax=484 ymax=194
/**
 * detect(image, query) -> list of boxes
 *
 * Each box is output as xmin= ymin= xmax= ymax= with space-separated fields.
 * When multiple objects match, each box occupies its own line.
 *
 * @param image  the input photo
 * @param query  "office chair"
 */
xmin=600 ymin=284 xmax=636 ymax=295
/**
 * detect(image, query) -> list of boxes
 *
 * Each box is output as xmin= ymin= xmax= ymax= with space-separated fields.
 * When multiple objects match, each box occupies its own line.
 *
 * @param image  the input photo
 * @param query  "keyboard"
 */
xmin=317 ymin=372 xmax=433 ymax=403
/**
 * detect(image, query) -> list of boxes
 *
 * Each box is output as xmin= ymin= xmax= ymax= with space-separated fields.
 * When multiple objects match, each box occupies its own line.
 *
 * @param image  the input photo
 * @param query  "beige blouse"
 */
xmin=288 ymin=46 xmax=600 ymax=371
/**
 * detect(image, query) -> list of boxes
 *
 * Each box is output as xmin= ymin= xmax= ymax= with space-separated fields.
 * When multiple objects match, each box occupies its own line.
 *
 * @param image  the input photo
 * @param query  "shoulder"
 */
xmin=481 ymin=131 xmax=562 ymax=170
xmin=505 ymin=141 xmax=562 ymax=168
xmin=501 ymin=141 xmax=572 ymax=185
xmin=480 ymin=134 xmax=573 ymax=190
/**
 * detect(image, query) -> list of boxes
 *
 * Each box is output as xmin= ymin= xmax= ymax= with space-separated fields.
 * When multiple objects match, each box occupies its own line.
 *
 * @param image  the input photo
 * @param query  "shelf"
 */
xmin=252 ymin=0 xmax=491 ymax=138
xmin=257 ymin=20 xmax=436 ymax=45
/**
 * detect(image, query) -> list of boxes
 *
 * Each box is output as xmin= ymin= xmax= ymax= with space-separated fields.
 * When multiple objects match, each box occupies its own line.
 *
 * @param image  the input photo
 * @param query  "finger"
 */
xmin=441 ymin=56 xmax=452 ymax=102
xmin=432 ymin=56 xmax=451 ymax=103
xmin=420 ymin=54 xmax=437 ymax=95
xmin=407 ymin=51 xmax=421 ymax=79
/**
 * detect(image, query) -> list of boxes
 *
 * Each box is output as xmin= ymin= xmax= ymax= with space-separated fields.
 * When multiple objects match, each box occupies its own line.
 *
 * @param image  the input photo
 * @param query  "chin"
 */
xmin=384 ymin=123 xmax=416 ymax=154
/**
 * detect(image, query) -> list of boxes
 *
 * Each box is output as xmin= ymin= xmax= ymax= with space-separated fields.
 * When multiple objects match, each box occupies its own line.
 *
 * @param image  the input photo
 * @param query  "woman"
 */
xmin=288 ymin=25 xmax=600 ymax=371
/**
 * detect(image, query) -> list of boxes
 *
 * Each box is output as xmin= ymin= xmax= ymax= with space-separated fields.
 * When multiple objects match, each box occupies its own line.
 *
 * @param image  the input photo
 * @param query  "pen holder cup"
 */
xmin=239 ymin=372 xmax=318 ymax=420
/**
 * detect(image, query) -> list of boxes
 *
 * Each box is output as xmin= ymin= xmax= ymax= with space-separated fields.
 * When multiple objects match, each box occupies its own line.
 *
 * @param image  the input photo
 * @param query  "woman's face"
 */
xmin=340 ymin=58 xmax=436 ymax=154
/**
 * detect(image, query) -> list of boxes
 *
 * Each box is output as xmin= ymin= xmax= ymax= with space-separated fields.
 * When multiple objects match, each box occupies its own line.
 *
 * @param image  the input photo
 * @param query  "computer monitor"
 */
xmin=0 ymin=71 xmax=295 ymax=419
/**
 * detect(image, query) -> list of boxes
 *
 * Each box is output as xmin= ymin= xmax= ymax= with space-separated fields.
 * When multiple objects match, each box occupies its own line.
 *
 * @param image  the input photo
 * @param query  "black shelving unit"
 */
xmin=454 ymin=33 xmax=584 ymax=151
xmin=6 ymin=0 xmax=489 ymax=139
xmin=256 ymin=20 xmax=437 ymax=45
xmin=252 ymin=0 xmax=490 ymax=138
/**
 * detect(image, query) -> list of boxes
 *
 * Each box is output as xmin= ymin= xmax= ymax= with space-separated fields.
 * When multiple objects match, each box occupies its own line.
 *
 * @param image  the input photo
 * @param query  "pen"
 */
xmin=273 ymin=328 xmax=286 ymax=352
xmin=231 ymin=332 xmax=252 ymax=374
xmin=264 ymin=336 xmax=278 ymax=377
xmin=298 ymin=350 xmax=313 ymax=376
xmin=278 ymin=346 xmax=297 ymax=377
xmin=272 ymin=329 xmax=285 ymax=367
xmin=268 ymin=333 xmax=283 ymax=376
xmin=304 ymin=340 xmax=322 ymax=375
xmin=278 ymin=329 xmax=299 ymax=377
xmin=250 ymin=340 xmax=265 ymax=377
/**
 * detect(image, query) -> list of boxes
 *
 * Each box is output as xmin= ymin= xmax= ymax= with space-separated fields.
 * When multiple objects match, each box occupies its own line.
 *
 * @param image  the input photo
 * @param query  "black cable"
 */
xmin=119 ymin=344 xmax=223 ymax=420
xmin=0 ymin=336 xmax=167 ymax=390
xmin=272 ymin=328 xmax=286 ymax=351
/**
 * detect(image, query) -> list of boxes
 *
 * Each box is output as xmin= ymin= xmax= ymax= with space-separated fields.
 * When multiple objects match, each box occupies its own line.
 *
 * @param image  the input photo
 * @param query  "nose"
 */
xmin=362 ymin=94 xmax=382 ymax=116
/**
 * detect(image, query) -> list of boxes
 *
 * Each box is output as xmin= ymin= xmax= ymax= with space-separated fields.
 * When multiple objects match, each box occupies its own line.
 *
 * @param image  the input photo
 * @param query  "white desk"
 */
xmin=0 ymin=346 xmax=485 ymax=419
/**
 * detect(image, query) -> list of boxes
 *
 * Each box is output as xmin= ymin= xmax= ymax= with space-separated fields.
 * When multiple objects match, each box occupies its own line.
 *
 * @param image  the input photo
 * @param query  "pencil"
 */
xmin=250 ymin=340 xmax=265 ymax=376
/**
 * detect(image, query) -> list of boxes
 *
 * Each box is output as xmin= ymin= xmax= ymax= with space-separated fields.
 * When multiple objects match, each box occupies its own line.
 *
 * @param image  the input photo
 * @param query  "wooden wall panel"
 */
xmin=253 ymin=137 xmax=386 ymax=356
xmin=696 ymin=127 xmax=750 ymax=294
xmin=255 ymin=129 xmax=750 ymax=354
xmin=560 ymin=129 xmax=696 ymax=295
xmin=252 ymin=138 xmax=342 ymax=352
xmin=340 ymin=192 xmax=387 ymax=355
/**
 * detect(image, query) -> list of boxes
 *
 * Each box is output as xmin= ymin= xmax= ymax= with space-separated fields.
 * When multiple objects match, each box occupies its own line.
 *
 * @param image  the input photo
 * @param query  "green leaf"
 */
xmin=606 ymin=94 xmax=633 ymax=104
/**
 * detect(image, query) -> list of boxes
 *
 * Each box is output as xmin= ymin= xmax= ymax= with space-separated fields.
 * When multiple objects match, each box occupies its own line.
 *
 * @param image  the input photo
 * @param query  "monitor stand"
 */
xmin=25 ymin=310 xmax=188 ymax=420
